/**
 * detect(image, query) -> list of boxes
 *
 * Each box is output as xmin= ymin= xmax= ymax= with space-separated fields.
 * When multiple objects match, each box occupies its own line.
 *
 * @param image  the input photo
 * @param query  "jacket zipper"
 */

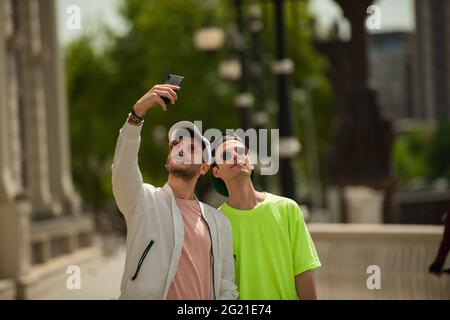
xmin=131 ymin=239 xmax=155 ymax=281
xmin=202 ymin=216 xmax=216 ymax=300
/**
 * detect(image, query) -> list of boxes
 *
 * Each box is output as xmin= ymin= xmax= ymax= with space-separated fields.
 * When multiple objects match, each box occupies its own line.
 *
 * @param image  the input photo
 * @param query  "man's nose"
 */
xmin=234 ymin=152 xmax=245 ymax=164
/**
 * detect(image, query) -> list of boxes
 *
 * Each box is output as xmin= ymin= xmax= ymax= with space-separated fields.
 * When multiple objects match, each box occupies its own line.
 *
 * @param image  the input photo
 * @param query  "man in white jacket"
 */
xmin=111 ymin=83 xmax=238 ymax=299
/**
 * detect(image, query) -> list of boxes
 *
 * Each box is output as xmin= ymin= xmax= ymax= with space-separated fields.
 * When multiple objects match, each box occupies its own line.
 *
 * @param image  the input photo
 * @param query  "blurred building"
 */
xmin=415 ymin=0 xmax=450 ymax=124
xmin=367 ymin=4 xmax=450 ymax=225
xmin=315 ymin=1 xmax=450 ymax=225
xmin=368 ymin=0 xmax=450 ymax=127
xmin=0 ymin=0 xmax=99 ymax=299
xmin=368 ymin=32 xmax=419 ymax=122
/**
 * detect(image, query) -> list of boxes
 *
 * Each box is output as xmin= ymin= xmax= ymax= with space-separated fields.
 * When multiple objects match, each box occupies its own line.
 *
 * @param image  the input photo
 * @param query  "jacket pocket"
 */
xmin=131 ymin=239 xmax=155 ymax=281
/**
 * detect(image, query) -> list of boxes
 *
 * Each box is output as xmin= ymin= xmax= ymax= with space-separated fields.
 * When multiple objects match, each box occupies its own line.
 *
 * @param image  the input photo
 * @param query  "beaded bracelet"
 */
xmin=128 ymin=112 xmax=144 ymax=125
xmin=131 ymin=107 xmax=145 ymax=121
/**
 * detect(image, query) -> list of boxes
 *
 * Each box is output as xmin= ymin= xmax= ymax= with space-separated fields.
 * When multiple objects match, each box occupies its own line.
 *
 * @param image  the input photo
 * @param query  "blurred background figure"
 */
xmin=429 ymin=206 xmax=450 ymax=276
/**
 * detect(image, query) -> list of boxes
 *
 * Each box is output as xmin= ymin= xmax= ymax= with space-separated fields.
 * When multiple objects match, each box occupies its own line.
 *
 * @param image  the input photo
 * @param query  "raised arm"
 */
xmin=111 ymin=84 xmax=180 ymax=217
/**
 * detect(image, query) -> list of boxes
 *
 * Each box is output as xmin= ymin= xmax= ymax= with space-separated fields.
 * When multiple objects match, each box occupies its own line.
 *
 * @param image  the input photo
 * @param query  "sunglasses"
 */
xmin=220 ymin=146 xmax=248 ymax=162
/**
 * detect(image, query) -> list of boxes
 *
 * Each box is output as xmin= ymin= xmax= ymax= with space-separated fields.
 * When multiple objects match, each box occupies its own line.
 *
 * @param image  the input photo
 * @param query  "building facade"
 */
xmin=415 ymin=0 xmax=450 ymax=124
xmin=368 ymin=32 xmax=419 ymax=122
xmin=0 ymin=0 xmax=99 ymax=299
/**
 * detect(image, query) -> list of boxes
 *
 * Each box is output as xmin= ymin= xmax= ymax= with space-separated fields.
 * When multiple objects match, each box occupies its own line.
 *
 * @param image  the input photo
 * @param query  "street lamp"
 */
xmin=192 ymin=0 xmax=252 ymax=130
xmin=233 ymin=0 xmax=253 ymax=131
xmin=272 ymin=0 xmax=300 ymax=200
xmin=248 ymin=4 xmax=270 ymax=191
xmin=193 ymin=25 xmax=226 ymax=53
xmin=192 ymin=0 xmax=225 ymax=53
xmin=194 ymin=0 xmax=300 ymax=199
xmin=294 ymin=79 xmax=324 ymax=212
xmin=218 ymin=58 xmax=241 ymax=81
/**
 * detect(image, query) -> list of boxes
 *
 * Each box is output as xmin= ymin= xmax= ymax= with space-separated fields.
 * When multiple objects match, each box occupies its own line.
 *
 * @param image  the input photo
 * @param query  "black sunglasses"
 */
xmin=220 ymin=146 xmax=248 ymax=162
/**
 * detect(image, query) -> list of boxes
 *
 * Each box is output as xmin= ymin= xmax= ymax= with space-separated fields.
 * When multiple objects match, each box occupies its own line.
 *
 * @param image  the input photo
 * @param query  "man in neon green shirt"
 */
xmin=210 ymin=135 xmax=321 ymax=300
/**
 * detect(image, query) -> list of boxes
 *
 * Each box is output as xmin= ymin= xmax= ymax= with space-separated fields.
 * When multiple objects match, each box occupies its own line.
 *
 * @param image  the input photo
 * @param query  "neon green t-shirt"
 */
xmin=219 ymin=193 xmax=321 ymax=300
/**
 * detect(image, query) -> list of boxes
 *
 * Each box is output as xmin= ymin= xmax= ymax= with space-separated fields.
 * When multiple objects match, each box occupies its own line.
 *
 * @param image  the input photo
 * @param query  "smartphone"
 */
xmin=163 ymin=74 xmax=184 ymax=105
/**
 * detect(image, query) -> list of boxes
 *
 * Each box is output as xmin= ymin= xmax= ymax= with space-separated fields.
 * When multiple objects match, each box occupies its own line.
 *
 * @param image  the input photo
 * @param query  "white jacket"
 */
xmin=111 ymin=121 xmax=238 ymax=300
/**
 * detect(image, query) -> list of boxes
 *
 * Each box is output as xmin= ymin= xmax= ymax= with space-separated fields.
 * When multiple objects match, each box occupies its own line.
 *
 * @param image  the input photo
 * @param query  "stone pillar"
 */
xmin=0 ymin=0 xmax=32 ymax=281
xmin=0 ymin=0 xmax=22 ymax=200
xmin=332 ymin=0 xmax=394 ymax=223
xmin=39 ymin=0 xmax=81 ymax=215
xmin=1 ymin=1 xmax=100 ymax=299
xmin=336 ymin=0 xmax=371 ymax=85
xmin=18 ymin=0 xmax=61 ymax=217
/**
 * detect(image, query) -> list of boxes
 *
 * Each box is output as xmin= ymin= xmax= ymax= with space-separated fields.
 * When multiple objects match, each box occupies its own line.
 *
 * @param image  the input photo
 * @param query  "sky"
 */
xmin=57 ymin=0 xmax=127 ymax=45
xmin=309 ymin=0 xmax=414 ymax=36
xmin=56 ymin=0 xmax=415 ymax=45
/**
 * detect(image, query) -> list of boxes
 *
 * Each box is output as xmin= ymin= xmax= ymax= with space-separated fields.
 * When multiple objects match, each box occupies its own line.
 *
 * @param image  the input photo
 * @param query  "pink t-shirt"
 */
xmin=167 ymin=198 xmax=212 ymax=300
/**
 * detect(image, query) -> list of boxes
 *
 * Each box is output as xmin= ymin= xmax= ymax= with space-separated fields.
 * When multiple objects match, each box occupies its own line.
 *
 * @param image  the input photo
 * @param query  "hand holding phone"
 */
xmin=133 ymin=76 xmax=182 ymax=115
xmin=163 ymin=74 xmax=184 ymax=105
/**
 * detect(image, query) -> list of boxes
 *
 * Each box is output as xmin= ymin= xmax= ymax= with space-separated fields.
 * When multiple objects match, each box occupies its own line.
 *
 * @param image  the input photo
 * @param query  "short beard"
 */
xmin=167 ymin=164 xmax=201 ymax=182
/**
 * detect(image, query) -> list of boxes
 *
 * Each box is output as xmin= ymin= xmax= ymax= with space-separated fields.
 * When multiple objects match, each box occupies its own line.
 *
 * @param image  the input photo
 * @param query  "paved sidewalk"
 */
xmin=43 ymin=238 xmax=125 ymax=300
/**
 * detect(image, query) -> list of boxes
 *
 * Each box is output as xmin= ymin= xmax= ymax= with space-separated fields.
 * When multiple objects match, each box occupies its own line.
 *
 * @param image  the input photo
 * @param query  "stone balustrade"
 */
xmin=309 ymin=223 xmax=450 ymax=299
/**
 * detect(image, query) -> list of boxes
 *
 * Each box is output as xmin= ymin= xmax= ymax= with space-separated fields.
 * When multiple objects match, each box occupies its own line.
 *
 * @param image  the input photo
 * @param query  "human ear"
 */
xmin=200 ymin=164 xmax=210 ymax=176
xmin=212 ymin=166 xmax=220 ymax=178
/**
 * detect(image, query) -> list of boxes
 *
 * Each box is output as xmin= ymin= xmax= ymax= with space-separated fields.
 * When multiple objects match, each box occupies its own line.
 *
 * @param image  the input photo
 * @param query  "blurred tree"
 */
xmin=393 ymin=127 xmax=430 ymax=183
xmin=393 ymin=121 xmax=450 ymax=184
xmin=66 ymin=36 xmax=114 ymax=210
xmin=65 ymin=0 xmax=331 ymax=215
xmin=427 ymin=122 xmax=450 ymax=180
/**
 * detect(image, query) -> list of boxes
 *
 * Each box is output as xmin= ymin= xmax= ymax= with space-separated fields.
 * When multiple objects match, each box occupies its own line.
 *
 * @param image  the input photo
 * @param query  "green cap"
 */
xmin=211 ymin=170 xmax=255 ymax=197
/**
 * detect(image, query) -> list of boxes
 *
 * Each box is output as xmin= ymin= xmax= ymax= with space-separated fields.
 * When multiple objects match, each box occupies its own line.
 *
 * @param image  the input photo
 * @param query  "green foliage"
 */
xmin=427 ymin=122 xmax=450 ymax=180
xmin=393 ymin=122 xmax=450 ymax=183
xmin=66 ymin=36 xmax=116 ymax=209
xmin=66 ymin=0 xmax=332 ymax=210
xmin=393 ymin=127 xmax=430 ymax=183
